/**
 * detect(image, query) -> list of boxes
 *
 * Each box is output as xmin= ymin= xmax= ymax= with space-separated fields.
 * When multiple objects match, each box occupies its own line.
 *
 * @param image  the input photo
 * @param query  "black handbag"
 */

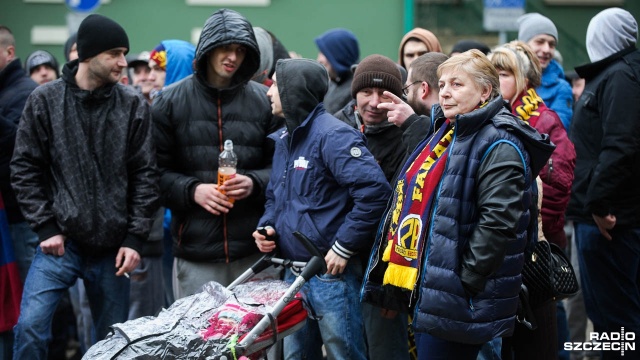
xmin=521 ymin=240 xmax=579 ymax=307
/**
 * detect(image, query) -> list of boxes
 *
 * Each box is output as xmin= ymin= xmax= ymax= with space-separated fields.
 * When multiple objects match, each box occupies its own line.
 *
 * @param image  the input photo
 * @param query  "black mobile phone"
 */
xmin=256 ymin=226 xmax=275 ymax=240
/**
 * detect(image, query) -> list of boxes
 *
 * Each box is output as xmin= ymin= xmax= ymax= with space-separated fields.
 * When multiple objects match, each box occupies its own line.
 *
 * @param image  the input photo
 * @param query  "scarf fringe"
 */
xmin=383 ymin=262 xmax=419 ymax=290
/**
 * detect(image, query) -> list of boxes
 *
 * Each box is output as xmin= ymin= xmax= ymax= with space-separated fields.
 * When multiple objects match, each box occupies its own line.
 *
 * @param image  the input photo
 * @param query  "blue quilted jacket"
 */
xmin=362 ymin=97 xmax=554 ymax=344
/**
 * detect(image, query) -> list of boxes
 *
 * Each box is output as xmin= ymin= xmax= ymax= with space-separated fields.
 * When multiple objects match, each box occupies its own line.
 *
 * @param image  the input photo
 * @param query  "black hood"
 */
xmin=275 ymin=58 xmax=329 ymax=132
xmin=194 ymin=8 xmax=260 ymax=87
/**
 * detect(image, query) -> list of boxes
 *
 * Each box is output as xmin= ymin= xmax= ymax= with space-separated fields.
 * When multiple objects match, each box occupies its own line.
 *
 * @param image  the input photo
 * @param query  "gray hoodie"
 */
xmin=586 ymin=7 xmax=638 ymax=62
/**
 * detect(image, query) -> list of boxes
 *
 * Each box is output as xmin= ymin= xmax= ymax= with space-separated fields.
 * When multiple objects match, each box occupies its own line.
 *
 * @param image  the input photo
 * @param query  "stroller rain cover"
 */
xmin=84 ymin=280 xmax=306 ymax=359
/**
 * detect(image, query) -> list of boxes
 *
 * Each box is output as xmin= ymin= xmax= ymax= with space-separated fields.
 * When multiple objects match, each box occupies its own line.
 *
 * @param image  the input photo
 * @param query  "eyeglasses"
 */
xmin=402 ymin=80 xmax=422 ymax=97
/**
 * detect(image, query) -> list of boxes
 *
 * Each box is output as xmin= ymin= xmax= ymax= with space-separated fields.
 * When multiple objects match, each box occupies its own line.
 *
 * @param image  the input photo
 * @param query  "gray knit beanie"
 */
xmin=518 ymin=13 xmax=558 ymax=43
xmin=586 ymin=8 xmax=638 ymax=62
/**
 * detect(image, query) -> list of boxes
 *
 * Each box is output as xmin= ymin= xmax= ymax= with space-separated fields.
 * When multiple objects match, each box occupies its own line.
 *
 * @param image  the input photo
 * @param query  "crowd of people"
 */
xmin=0 ymin=6 xmax=638 ymax=360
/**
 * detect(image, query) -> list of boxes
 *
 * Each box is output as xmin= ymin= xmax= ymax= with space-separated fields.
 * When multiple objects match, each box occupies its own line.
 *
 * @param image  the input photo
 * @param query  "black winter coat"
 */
xmin=152 ymin=9 xmax=282 ymax=262
xmin=568 ymin=47 xmax=640 ymax=226
xmin=10 ymin=61 xmax=159 ymax=255
xmin=0 ymin=59 xmax=37 ymax=223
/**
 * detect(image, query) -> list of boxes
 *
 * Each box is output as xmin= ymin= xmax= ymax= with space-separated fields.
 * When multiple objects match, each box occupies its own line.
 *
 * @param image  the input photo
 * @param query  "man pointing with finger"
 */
xmin=335 ymin=54 xmax=427 ymax=181
xmin=334 ymin=54 xmax=438 ymax=360
xmin=377 ymin=52 xmax=449 ymax=155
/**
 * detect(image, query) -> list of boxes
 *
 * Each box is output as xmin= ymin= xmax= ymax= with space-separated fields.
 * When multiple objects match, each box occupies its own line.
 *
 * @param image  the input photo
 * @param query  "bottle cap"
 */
xmin=224 ymin=139 xmax=233 ymax=151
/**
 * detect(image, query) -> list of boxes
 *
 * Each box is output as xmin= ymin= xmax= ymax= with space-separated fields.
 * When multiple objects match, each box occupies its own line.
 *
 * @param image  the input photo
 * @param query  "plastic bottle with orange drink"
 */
xmin=218 ymin=139 xmax=237 ymax=203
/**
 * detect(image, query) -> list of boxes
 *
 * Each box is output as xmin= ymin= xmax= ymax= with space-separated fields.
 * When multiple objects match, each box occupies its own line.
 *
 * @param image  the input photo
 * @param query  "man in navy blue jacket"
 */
xmin=254 ymin=58 xmax=391 ymax=360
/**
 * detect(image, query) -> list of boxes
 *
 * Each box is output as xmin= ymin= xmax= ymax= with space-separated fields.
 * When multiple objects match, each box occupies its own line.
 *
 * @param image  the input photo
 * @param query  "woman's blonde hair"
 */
xmin=488 ymin=41 xmax=542 ymax=103
xmin=437 ymin=49 xmax=501 ymax=101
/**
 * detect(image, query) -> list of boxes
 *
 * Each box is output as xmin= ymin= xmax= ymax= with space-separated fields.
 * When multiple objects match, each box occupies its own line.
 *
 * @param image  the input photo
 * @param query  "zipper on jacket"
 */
xmin=546 ymin=158 xmax=553 ymax=183
xmin=217 ymin=97 xmax=230 ymax=263
xmin=177 ymin=222 xmax=184 ymax=247
xmin=86 ymin=104 xmax=98 ymax=242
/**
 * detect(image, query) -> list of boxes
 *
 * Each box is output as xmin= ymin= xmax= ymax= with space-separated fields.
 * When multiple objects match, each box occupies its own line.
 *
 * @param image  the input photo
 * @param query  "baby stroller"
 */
xmin=83 ymin=232 xmax=326 ymax=360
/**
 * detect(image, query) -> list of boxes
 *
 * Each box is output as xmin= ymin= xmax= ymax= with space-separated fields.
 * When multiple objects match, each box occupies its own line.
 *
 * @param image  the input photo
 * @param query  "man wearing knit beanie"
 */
xmin=76 ymin=14 xmax=129 ymax=62
xmin=517 ymin=13 xmax=573 ymax=133
xmin=11 ymin=14 xmax=159 ymax=358
xmin=333 ymin=57 xmax=415 ymax=360
xmin=315 ymin=28 xmax=360 ymax=114
xmin=568 ymin=9 xmax=640 ymax=354
xmin=334 ymin=54 xmax=433 ymax=360
xmin=25 ymin=50 xmax=59 ymax=85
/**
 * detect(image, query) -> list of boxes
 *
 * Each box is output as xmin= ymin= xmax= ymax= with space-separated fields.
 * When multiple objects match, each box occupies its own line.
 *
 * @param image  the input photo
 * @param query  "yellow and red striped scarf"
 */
xmin=382 ymin=120 xmax=455 ymax=290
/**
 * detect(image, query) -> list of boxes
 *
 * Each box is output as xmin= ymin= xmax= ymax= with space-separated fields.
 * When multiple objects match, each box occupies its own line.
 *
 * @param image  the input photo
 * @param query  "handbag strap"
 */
xmin=516 ymin=284 xmax=538 ymax=331
xmin=524 ymin=177 xmax=541 ymax=256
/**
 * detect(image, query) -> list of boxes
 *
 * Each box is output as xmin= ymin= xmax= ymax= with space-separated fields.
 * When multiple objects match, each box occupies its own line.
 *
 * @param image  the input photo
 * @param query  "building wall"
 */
xmin=3 ymin=0 xmax=640 ymax=73
xmin=416 ymin=0 xmax=640 ymax=70
xmin=1 ymin=0 xmax=403 ymax=66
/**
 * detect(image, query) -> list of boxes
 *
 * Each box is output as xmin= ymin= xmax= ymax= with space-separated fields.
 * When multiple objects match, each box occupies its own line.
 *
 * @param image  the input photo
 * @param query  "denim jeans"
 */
xmin=9 ymin=221 xmax=39 ymax=283
xmin=556 ymin=300 xmax=570 ymax=360
xmin=478 ymin=337 xmax=502 ymax=360
xmin=68 ymin=279 xmax=93 ymax=354
xmin=13 ymin=240 xmax=130 ymax=359
xmin=283 ymin=259 xmax=366 ymax=360
xmin=574 ymin=222 xmax=640 ymax=360
xmin=128 ymin=256 xmax=165 ymax=320
xmin=362 ymin=302 xmax=409 ymax=360
xmin=414 ymin=332 xmax=481 ymax=360
xmin=1 ymin=331 xmax=13 ymax=360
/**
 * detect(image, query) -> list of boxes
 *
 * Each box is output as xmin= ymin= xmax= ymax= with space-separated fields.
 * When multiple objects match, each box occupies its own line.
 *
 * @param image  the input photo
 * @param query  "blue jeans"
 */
xmin=574 ymin=222 xmax=640 ymax=360
xmin=283 ymin=259 xmax=366 ymax=360
xmin=9 ymin=221 xmax=39 ymax=283
xmin=128 ymin=256 xmax=164 ymax=319
xmin=556 ymin=300 xmax=570 ymax=360
xmin=1 ymin=331 xmax=13 ymax=360
xmin=13 ymin=240 xmax=130 ymax=359
xmin=478 ymin=337 xmax=501 ymax=360
xmin=362 ymin=302 xmax=409 ymax=360
xmin=414 ymin=332 xmax=481 ymax=360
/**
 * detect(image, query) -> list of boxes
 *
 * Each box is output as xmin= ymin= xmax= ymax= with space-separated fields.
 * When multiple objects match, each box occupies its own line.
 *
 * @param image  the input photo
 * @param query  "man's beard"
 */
xmin=408 ymin=90 xmax=429 ymax=116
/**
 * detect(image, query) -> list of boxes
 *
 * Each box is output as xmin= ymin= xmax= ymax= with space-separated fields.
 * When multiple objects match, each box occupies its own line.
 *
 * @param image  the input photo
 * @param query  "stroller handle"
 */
xmin=227 ymin=231 xmax=328 ymax=290
xmin=231 ymin=233 xmax=327 ymax=357
xmin=292 ymin=231 xmax=327 ymax=275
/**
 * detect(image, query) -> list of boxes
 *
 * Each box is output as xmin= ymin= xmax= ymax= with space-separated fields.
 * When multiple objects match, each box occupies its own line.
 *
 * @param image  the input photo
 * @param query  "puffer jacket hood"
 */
xmin=275 ymin=58 xmax=329 ymax=132
xmin=194 ymin=8 xmax=259 ymax=88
